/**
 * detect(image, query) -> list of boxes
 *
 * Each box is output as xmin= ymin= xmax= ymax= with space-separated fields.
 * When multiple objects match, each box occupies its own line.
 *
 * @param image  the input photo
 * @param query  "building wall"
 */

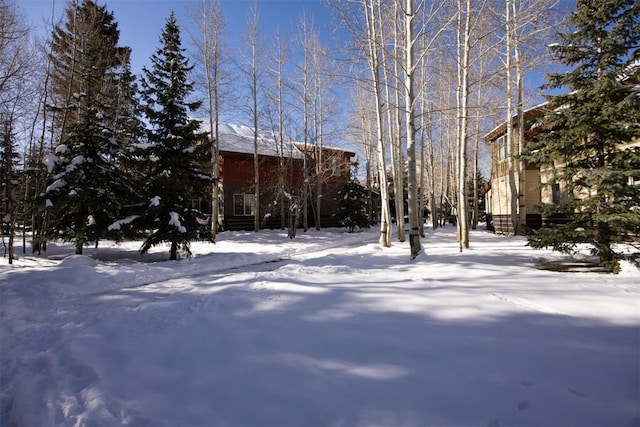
xmin=219 ymin=152 xmax=304 ymax=229
xmin=218 ymin=148 xmax=353 ymax=230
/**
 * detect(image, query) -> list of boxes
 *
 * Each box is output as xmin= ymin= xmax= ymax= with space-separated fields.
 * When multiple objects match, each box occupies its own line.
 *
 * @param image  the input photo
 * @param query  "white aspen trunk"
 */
xmin=423 ymin=99 xmax=436 ymax=231
xmin=314 ymin=91 xmax=323 ymax=231
xmin=505 ymin=0 xmax=518 ymax=235
xmin=248 ymin=2 xmax=260 ymax=232
xmin=405 ymin=0 xmax=421 ymax=259
xmin=192 ymin=0 xmax=223 ymax=239
xmin=419 ymin=117 xmax=425 ymax=237
xmin=365 ymin=0 xmax=391 ymax=247
xmin=253 ymin=84 xmax=259 ymax=233
xmin=383 ymin=1 xmax=405 ymax=242
xmin=515 ymin=6 xmax=526 ymax=234
xmin=456 ymin=0 xmax=471 ymax=251
xmin=276 ymin=30 xmax=287 ymax=230
xmin=300 ymin=15 xmax=310 ymax=232
xmin=201 ymin=1 xmax=215 ymax=237
xmin=472 ymin=75 xmax=483 ymax=230
xmin=30 ymin=13 xmax=55 ymax=254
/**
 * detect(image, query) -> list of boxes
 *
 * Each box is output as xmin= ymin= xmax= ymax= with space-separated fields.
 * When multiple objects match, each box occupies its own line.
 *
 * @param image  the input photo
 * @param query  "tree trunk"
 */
xmin=170 ymin=240 xmax=178 ymax=260
xmin=456 ymin=0 xmax=471 ymax=251
xmin=364 ymin=0 xmax=391 ymax=247
xmin=381 ymin=1 xmax=405 ymax=243
xmin=405 ymin=0 xmax=421 ymax=259
xmin=506 ymin=0 xmax=519 ymax=235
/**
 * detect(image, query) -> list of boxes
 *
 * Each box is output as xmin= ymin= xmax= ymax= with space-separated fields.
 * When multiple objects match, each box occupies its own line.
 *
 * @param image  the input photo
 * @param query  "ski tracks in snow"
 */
xmin=489 ymin=292 xmax=569 ymax=317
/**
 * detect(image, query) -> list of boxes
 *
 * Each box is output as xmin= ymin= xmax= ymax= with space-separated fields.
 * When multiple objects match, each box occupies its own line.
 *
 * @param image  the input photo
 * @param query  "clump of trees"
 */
xmin=42 ymin=0 xmax=135 ymax=254
xmin=10 ymin=0 xmax=213 ymax=260
xmin=334 ymin=0 xmax=562 ymax=258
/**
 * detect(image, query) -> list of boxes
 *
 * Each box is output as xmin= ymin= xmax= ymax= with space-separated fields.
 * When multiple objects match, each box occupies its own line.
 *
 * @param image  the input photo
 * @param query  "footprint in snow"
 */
xmin=568 ymin=388 xmax=589 ymax=397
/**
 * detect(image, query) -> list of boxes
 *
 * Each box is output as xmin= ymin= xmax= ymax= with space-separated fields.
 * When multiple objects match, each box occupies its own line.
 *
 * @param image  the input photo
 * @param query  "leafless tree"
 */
xmin=186 ymin=0 xmax=229 ymax=239
xmin=1 ymin=0 xmax=38 ymax=261
xmin=238 ymin=0 xmax=266 ymax=232
xmin=269 ymin=26 xmax=290 ymax=230
xmin=495 ymin=0 xmax=560 ymax=234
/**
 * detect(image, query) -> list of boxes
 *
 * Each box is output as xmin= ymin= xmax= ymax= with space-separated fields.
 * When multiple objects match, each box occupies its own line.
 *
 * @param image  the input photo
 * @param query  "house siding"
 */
xmin=211 ymin=133 xmax=355 ymax=231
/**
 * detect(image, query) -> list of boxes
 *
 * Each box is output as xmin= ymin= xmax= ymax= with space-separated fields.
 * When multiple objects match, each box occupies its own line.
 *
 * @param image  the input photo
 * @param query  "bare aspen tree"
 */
xmin=1 ymin=0 xmax=36 ymax=262
xmin=498 ymin=0 xmax=559 ymax=234
xmin=294 ymin=11 xmax=314 ymax=232
xmin=187 ymin=0 xmax=228 ymax=239
xmin=456 ymin=0 xmax=473 ymax=251
xmin=504 ymin=0 xmax=518 ymax=234
xmin=294 ymin=11 xmax=337 ymax=233
xmin=404 ymin=0 xmax=422 ymax=258
xmin=377 ymin=0 xmax=405 ymax=242
xmin=331 ymin=0 xmax=392 ymax=246
xmin=403 ymin=0 xmax=451 ymax=257
xmin=310 ymin=23 xmax=326 ymax=231
xmin=270 ymin=26 xmax=289 ymax=230
xmin=27 ymin=6 xmax=57 ymax=255
xmin=0 ymin=0 xmax=32 ymax=98
xmin=469 ymin=11 xmax=502 ymax=231
xmin=240 ymin=0 xmax=265 ymax=232
xmin=418 ymin=65 xmax=438 ymax=231
xmin=365 ymin=0 xmax=392 ymax=247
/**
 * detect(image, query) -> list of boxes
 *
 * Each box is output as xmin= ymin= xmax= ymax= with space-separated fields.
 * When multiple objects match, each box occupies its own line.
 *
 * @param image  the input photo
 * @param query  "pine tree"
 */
xmin=335 ymin=180 xmax=371 ymax=233
xmin=102 ymin=47 xmax=147 ymax=241
xmin=521 ymin=0 xmax=640 ymax=272
xmin=43 ymin=0 xmax=134 ymax=254
xmin=137 ymin=12 xmax=213 ymax=260
xmin=0 ymin=119 xmax=20 ymax=263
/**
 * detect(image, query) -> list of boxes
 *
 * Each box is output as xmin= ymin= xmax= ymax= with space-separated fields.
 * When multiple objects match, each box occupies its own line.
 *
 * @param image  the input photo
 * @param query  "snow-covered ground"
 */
xmin=1 ymin=226 xmax=638 ymax=427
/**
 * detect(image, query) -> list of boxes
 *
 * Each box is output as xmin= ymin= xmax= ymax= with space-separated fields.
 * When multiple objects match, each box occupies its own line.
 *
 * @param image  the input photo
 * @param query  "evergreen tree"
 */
xmin=521 ymin=0 xmax=640 ymax=272
xmin=43 ymin=0 xmax=134 ymax=254
xmin=0 ymin=118 xmax=20 ymax=263
xmin=137 ymin=12 xmax=213 ymax=260
xmin=335 ymin=180 xmax=371 ymax=233
xmin=107 ymin=47 xmax=146 ymax=239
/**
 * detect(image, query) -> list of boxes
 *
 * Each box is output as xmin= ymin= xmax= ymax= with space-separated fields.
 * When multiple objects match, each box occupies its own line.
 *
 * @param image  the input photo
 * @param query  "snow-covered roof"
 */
xmin=483 ymin=101 xmax=555 ymax=142
xmin=200 ymin=122 xmax=304 ymax=159
xmin=293 ymin=142 xmax=356 ymax=157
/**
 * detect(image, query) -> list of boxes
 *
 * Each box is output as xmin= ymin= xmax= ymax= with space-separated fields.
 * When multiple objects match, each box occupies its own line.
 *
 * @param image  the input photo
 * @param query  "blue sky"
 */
xmin=20 ymin=0 xmax=576 ymax=135
xmin=21 ymin=0 xmax=335 ymax=75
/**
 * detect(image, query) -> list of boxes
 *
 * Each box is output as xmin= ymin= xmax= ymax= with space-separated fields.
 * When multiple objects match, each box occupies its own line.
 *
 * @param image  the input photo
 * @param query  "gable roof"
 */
xmin=483 ymin=102 xmax=556 ymax=142
xmin=200 ymin=122 xmax=304 ymax=159
xmin=293 ymin=142 xmax=356 ymax=158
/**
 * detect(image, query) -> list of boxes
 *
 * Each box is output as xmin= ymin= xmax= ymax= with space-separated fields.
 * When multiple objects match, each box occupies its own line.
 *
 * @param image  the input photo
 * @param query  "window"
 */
xmin=233 ymin=194 xmax=254 ymax=216
xmin=329 ymin=157 xmax=341 ymax=176
xmin=497 ymin=136 xmax=505 ymax=161
xmin=552 ymin=183 xmax=561 ymax=204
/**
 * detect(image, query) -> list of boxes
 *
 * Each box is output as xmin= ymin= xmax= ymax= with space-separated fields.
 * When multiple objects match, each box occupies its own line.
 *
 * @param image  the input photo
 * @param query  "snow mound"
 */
xmin=59 ymin=255 xmax=98 ymax=267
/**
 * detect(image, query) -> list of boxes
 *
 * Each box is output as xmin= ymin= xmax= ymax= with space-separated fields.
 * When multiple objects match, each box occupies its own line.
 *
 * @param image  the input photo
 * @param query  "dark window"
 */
xmin=552 ymin=183 xmax=561 ymax=204
xmin=234 ymin=194 xmax=254 ymax=216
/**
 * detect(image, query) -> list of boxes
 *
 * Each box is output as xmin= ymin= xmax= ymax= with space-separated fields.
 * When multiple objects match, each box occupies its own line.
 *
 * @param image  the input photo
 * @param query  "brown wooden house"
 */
xmin=203 ymin=124 xmax=356 ymax=231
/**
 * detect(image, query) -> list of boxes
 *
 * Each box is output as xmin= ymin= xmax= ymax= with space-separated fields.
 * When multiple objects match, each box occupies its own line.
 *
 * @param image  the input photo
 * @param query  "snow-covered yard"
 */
xmin=1 ymin=226 xmax=638 ymax=426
